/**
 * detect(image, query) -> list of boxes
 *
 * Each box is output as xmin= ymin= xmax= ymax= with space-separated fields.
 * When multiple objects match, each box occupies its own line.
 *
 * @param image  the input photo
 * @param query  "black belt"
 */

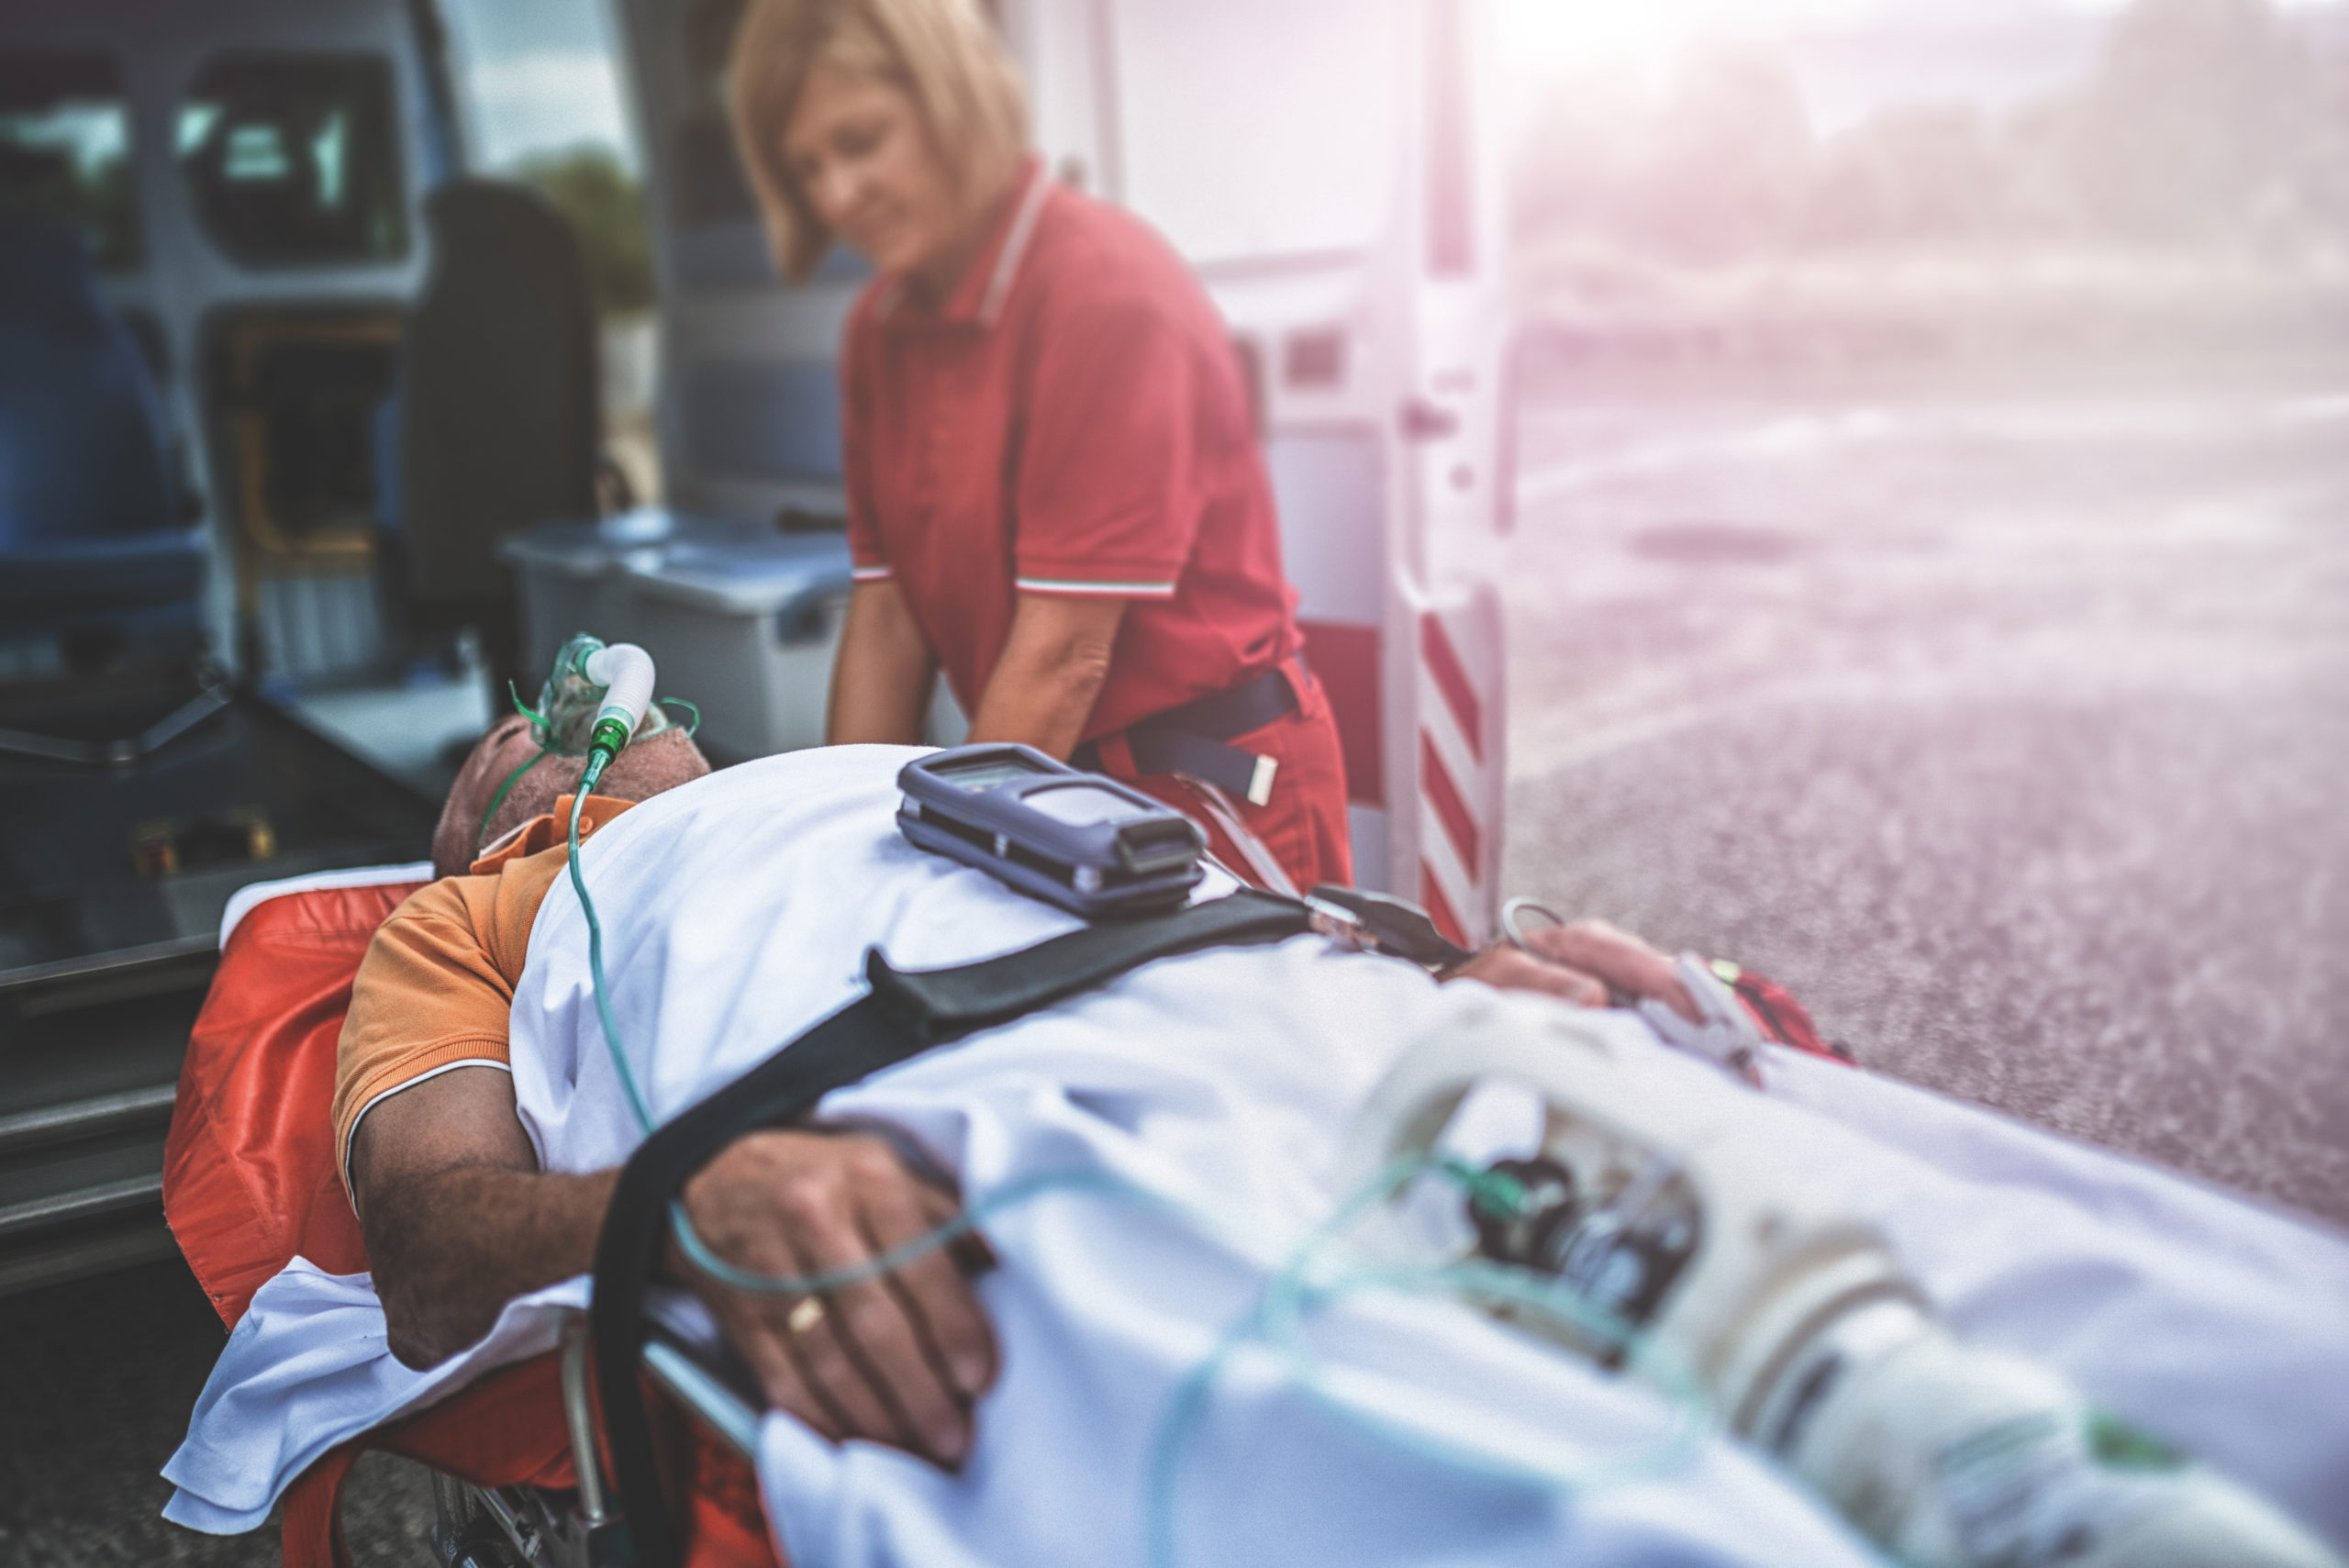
xmin=1073 ymin=655 xmax=1306 ymax=803
xmin=590 ymin=888 xmax=1316 ymax=1568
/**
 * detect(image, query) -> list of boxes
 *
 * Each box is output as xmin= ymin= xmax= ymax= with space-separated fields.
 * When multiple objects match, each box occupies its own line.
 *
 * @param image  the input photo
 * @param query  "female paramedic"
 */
xmin=729 ymin=0 xmax=1352 ymax=893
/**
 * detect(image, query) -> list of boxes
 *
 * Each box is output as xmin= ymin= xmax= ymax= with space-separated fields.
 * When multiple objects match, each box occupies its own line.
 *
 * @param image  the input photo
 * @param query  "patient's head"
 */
xmin=431 ymin=713 xmax=713 ymax=878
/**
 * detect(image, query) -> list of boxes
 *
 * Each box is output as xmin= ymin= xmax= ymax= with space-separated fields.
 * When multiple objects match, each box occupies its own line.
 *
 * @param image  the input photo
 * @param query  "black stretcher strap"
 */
xmin=1072 ymin=656 xmax=1306 ymax=798
xmin=590 ymin=889 xmax=1314 ymax=1568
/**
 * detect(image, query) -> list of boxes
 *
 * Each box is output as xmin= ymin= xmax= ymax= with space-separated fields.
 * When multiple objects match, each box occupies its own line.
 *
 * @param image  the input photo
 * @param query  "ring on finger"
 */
xmin=1500 ymin=896 xmax=1566 ymax=952
xmin=785 ymin=1295 xmax=827 ymax=1337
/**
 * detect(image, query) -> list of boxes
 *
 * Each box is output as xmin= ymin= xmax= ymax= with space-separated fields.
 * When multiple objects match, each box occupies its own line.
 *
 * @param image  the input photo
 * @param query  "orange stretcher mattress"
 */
xmin=165 ymin=874 xmax=778 ymax=1568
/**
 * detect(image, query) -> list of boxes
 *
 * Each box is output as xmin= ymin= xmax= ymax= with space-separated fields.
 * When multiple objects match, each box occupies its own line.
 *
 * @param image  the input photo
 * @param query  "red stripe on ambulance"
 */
xmin=1419 ymin=729 xmax=1480 ymax=870
xmin=1419 ymin=614 xmax=1482 ymax=764
xmin=1408 ymin=595 xmax=1504 ymax=946
xmin=1419 ymin=860 xmax=1470 ymax=951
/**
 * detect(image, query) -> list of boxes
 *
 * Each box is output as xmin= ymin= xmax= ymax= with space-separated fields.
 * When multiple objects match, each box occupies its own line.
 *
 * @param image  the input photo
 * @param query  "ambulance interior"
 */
xmin=0 ymin=0 xmax=1502 ymax=1299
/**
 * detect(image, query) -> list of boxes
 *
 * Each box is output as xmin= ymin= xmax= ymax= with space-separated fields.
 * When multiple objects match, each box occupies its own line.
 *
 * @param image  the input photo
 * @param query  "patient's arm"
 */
xmin=352 ymin=1065 xmax=997 ymax=1468
xmin=1445 ymin=917 xmax=1702 ymax=1023
xmin=353 ymin=1066 xmax=616 ymax=1368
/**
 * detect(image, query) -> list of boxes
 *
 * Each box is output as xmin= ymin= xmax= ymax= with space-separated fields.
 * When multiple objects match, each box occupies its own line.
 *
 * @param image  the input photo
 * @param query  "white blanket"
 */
xmin=166 ymin=746 xmax=2349 ymax=1565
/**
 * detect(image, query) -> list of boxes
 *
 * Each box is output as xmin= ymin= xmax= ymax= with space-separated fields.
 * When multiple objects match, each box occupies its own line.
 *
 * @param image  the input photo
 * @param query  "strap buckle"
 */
xmin=1303 ymin=884 xmax=1475 ymax=971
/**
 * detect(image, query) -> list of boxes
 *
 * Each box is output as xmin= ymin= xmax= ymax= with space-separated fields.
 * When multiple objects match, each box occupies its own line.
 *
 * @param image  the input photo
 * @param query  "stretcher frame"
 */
xmin=430 ymin=1311 xmax=763 ymax=1568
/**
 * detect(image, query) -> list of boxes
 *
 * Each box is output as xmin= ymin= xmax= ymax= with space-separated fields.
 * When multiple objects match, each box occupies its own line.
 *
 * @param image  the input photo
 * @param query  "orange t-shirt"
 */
xmin=332 ymin=795 xmax=634 ymax=1195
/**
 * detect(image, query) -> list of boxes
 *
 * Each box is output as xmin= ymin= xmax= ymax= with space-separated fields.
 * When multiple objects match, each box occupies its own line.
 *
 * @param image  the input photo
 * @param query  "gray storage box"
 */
xmin=502 ymin=509 xmax=852 ymax=762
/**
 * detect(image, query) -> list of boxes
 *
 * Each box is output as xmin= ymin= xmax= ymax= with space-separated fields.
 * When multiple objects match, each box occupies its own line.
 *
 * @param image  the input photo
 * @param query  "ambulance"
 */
xmin=0 ymin=0 xmax=1514 ymax=1293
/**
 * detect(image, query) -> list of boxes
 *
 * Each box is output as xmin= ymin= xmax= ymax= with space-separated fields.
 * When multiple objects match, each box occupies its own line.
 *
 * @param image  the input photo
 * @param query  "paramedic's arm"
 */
xmin=827 ymin=578 xmax=939 ymax=746
xmin=966 ymin=593 xmax=1126 ymax=760
xmin=353 ymin=1074 xmax=997 ymax=1467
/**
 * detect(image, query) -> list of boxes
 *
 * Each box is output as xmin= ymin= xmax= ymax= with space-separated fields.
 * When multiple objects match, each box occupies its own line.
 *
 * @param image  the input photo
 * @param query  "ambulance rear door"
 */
xmin=1022 ymin=0 xmax=1513 ymax=933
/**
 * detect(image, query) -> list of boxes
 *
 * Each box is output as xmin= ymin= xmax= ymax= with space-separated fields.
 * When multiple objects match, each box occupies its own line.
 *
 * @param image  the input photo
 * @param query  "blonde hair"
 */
xmin=729 ymin=0 xmax=1030 ymax=282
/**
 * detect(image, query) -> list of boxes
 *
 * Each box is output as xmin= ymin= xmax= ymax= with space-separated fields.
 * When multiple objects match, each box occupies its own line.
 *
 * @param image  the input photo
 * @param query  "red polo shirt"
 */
xmin=840 ymin=161 xmax=1303 ymax=740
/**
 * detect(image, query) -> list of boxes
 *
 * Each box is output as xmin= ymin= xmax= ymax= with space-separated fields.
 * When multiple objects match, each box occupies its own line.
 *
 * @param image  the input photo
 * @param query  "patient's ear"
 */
xmin=431 ymin=716 xmax=543 ymax=878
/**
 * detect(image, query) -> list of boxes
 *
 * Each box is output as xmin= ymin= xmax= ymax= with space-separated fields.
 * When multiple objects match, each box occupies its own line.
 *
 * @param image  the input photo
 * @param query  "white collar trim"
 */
xmin=977 ymin=165 xmax=1052 ymax=328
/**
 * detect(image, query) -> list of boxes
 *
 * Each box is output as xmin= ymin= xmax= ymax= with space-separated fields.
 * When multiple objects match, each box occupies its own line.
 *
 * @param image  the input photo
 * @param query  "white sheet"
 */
xmin=166 ymin=746 xmax=2349 ymax=1564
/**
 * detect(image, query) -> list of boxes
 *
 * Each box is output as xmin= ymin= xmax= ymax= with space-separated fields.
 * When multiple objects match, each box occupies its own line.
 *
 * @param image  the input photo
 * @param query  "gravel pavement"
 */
xmin=7 ymin=370 xmax=2345 ymax=1564
xmin=1501 ymin=373 xmax=2349 ymax=1224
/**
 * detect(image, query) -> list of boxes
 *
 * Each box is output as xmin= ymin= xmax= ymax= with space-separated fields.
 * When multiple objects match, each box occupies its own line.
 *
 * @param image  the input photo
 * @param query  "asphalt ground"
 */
xmin=6 ymin=367 xmax=2346 ymax=1563
xmin=1501 ymin=371 xmax=2349 ymax=1226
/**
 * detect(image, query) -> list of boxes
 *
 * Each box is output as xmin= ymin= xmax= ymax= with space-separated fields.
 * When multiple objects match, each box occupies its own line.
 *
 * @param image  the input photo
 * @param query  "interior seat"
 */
xmin=0 ymin=210 xmax=204 ymax=646
xmin=393 ymin=178 xmax=602 ymax=700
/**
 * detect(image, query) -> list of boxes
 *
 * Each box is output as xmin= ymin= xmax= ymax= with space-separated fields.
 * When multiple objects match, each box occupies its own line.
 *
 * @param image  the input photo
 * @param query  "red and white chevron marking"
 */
xmin=1413 ymin=591 xmax=1503 ymax=948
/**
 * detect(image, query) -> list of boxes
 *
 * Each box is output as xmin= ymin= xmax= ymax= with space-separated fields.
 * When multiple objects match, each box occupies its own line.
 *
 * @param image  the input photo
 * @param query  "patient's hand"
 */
xmin=676 ymin=1130 xmax=998 ymax=1470
xmin=1446 ymin=917 xmax=1700 ymax=1024
xmin=357 ymin=1073 xmax=998 ymax=1471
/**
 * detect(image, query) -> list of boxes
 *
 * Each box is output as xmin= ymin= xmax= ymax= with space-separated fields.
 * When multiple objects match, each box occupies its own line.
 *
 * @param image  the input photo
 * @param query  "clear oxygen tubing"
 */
xmin=564 ymin=794 xmax=1718 ymax=1554
xmin=663 ymin=1131 xmax=1713 ymax=1568
xmin=552 ymin=653 xmax=1718 ymax=1562
xmin=558 ymin=732 xmax=2339 ymax=1568
xmin=566 ymin=640 xmax=660 ymax=1135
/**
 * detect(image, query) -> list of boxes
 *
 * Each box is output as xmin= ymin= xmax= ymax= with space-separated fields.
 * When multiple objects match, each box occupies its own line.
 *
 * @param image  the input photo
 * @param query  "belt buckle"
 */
xmin=1244 ymin=751 xmax=1278 ymax=807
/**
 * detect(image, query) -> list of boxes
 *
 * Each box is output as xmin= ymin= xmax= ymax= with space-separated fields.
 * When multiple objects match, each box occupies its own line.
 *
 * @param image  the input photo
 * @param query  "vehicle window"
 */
xmin=672 ymin=0 xmax=756 ymax=227
xmin=177 ymin=54 xmax=407 ymax=266
xmin=0 ymin=52 xmax=140 ymax=270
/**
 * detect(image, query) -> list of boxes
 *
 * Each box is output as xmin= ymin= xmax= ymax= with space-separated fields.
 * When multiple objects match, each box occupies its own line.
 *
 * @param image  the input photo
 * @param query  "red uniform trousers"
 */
xmin=1092 ymin=668 xmax=1353 ymax=895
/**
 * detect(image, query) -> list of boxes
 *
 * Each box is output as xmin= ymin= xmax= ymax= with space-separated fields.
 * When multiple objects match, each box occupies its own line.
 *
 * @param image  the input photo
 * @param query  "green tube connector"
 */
xmin=579 ymin=744 xmax=615 ymax=797
xmin=589 ymin=716 xmax=632 ymax=758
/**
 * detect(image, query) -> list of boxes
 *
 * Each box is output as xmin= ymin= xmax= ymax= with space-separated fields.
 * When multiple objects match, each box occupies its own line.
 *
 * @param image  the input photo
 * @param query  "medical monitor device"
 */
xmin=897 ymin=743 xmax=1206 ymax=918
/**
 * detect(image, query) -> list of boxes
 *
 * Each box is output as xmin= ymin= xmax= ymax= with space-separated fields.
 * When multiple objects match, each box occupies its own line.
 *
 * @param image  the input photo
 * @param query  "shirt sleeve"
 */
xmin=332 ymin=874 xmax=518 ymax=1200
xmin=840 ymin=304 xmax=892 ymax=583
xmin=1012 ymin=288 xmax=1197 ymax=599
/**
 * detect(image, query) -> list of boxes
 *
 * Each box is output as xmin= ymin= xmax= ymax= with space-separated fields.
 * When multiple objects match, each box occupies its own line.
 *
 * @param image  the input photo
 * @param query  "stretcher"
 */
xmin=165 ymin=868 xmax=780 ymax=1568
xmin=161 ymin=856 xmax=1822 ymax=1568
xmin=166 ymin=846 xmax=2349 ymax=1568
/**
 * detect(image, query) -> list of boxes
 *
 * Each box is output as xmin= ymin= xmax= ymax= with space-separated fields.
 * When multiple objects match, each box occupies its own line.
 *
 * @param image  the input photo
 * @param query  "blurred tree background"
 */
xmin=515 ymin=144 xmax=653 ymax=320
xmin=1513 ymin=0 xmax=2349 ymax=367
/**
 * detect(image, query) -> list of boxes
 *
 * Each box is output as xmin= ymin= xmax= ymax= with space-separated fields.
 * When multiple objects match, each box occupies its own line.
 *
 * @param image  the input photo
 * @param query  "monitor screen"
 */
xmin=1020 ymin=783 xmax=1155 ymax=826
xmin=932 ymin=752 xmax=1052 ymax=793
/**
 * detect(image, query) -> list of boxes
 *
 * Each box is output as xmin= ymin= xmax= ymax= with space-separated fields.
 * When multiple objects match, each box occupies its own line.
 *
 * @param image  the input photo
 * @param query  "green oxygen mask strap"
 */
xmin=476 ymin=748 xmax=550 ymax=853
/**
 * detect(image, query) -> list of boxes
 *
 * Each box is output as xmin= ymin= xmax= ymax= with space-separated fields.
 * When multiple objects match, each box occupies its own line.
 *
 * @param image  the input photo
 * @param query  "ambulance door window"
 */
xmin=0 ymin=52 xmax=140 ymax=271
xmin=176 ymin=55 xmax=408 ymax=267
xmin=672 ymin=0 xmax=757 ymax=228
xmin=1108 ymin=0 xmax=1400 ymax=265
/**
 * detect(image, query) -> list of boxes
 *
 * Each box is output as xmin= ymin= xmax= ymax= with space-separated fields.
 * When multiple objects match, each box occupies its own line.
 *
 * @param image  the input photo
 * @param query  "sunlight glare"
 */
xmin=1499 ymin=0 xmax=1876 ymax=82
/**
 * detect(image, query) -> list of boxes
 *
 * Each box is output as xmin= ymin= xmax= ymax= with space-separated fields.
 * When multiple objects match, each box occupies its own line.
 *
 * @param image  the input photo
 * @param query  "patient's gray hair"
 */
xmin=430 ymin=717 xmax=711 ymax=879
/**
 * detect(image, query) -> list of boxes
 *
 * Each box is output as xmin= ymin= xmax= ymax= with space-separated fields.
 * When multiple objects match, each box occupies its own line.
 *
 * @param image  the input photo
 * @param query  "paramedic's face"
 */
xmin=784 ymin=70 xmax=961 ymax=284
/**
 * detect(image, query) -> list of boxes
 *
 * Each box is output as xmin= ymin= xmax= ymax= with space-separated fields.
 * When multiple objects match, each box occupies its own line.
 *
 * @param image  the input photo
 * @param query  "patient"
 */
xmin=169 ymin=724 xmax=2347 ymax=1566
xmin=354 ymin=721 xmax=1702 ymax=1466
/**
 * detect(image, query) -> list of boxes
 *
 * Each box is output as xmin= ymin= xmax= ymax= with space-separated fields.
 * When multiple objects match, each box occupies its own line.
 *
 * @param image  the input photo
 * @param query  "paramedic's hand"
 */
xmin=674 ymin=1129 xmax=998 ymax=1469
xmin=1448 ymin=918 xmax=1702 ymax=1024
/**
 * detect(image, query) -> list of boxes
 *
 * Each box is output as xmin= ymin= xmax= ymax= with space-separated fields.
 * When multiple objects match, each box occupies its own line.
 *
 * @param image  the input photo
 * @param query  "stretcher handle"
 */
xmin=561 ymin=1313 xmax=616 ymax=1523
xmin=562 ymin=1309 xmax=760 ymax=1479
xmin=642 ymin=1338 xmax=761 ymax=1462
